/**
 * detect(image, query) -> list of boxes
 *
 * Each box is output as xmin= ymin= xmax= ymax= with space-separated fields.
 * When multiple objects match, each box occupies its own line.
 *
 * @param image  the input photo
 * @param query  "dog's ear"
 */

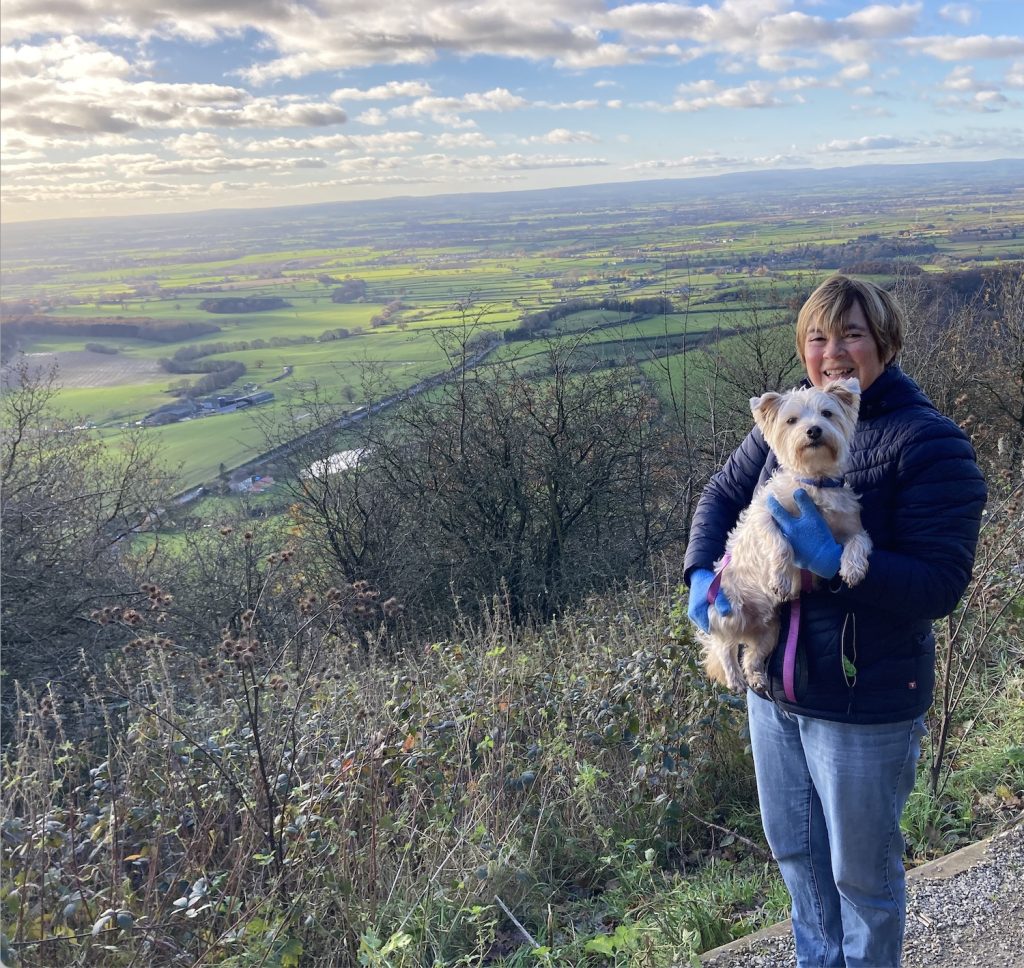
xmin=751 ymin=392 xmax=783 ymax=432
xmin=824 ymin=377 xmax=860 ymax=409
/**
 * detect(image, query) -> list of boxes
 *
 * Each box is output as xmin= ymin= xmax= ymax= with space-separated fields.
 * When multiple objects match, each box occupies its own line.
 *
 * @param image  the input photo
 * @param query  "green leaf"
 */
xmin=583 ymin=935 xmax=616 ymax=955
xmin=279 ymin=936 xmax=304 ymax=967
xmin=379 ymin=931 xmax=413 ymax=956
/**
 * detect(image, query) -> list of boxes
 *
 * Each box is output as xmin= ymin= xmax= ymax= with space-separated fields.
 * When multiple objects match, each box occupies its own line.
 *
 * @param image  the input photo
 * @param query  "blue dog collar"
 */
xmin=795 ymin=476 xmax=845 ymax=488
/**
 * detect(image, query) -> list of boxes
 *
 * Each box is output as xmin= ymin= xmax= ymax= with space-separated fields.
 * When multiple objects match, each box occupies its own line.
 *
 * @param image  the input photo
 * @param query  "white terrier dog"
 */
xmin=702 ymin=378 xmax=872 ymax=694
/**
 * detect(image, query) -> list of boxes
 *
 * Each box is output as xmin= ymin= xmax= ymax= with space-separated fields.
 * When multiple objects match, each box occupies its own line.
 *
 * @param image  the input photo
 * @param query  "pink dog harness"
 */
xmin=707 ymin=555 xmax=812 ymax=703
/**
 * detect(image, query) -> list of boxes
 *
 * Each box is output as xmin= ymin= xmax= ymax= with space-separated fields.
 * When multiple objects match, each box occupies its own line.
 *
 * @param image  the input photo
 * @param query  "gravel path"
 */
xmin=701 ymin=822 xmax=1023 ymax=968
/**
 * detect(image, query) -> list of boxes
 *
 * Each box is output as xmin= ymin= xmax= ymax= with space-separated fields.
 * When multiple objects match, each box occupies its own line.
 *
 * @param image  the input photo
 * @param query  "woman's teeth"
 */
xmin=825 ymin=368 xmax=854 ymax=378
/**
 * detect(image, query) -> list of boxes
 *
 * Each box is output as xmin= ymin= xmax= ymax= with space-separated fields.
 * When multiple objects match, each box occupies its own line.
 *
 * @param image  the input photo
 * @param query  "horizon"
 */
xmin=4 ymin=157 xmax=1022 ymax=236
xmin=3 ymin=1 xmax=1023 ymax=225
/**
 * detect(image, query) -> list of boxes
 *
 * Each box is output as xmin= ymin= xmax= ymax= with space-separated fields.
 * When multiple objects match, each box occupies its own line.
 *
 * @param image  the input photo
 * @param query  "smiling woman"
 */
xmin=797 ymin=274 xmax=905 ymax=392
xmin=685 ymin=273 xmax=987 ymax=968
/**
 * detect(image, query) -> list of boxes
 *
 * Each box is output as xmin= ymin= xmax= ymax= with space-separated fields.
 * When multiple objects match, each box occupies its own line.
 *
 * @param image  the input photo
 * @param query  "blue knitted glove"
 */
xmin=766 ymin=489 xmax=842 ymax=578
xmin=687 ymin=568 xmax=732 ymax=634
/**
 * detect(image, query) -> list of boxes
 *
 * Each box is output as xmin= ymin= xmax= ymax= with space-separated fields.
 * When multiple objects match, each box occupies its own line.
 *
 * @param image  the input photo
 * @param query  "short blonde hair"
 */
xmin=795 ymin=274 xmax=905 ymax=367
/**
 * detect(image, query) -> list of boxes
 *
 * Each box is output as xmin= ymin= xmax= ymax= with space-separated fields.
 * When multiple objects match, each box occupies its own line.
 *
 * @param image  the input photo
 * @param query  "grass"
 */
xmin=3 ymin=555 xmax=1020 ymax=968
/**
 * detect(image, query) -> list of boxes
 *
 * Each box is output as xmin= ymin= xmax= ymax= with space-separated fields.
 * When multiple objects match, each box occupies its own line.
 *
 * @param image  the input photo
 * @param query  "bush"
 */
xmin=0 ymin=567 xmax=762 ymax=967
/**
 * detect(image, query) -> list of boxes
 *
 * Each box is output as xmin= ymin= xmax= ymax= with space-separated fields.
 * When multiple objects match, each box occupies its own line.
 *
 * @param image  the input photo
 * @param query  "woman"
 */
xmin=684 ymin=275 xmax=986 ymax=968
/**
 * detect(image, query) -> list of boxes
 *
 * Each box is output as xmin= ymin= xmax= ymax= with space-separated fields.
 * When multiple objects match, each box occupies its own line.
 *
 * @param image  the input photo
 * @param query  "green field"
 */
xmin=6 ymin=168 xmax=1022 ymax=496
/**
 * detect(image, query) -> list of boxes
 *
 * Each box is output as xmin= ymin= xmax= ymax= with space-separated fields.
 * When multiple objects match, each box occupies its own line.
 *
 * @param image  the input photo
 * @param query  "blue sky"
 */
xmin=2 ymin=1 xmax=1022 ymax=223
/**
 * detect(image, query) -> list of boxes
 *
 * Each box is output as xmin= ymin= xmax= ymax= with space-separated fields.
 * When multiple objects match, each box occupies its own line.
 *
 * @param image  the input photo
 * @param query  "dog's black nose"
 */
xmin=807 ymin=425 xmax=822 ymax=441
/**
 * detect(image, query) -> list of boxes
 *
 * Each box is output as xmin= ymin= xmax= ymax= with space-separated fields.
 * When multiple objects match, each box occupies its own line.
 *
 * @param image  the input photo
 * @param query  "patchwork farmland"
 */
xmin=3 ymin=160 xmax=1022 ymax=494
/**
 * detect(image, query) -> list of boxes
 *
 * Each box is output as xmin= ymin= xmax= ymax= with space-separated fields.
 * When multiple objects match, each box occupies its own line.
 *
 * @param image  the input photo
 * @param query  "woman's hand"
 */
xmin=687 ymin=568 xmax=732 ymax=633
xmin=766 ymin=489 xmax=842 ymax=578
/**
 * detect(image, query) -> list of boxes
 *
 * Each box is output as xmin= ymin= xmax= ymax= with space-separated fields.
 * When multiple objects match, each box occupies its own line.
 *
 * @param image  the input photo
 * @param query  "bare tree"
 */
xmin=1 ymin=361 xmax=172 ymax=714
xmin=267 ymin=334 xmax=689 ymax=625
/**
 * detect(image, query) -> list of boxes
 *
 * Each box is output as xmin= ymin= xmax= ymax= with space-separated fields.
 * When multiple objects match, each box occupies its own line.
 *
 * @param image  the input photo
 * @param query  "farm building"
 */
xmin=234 ymin=390 xmax=274 ymax=408
xmin=142 ymin=401 xmax=200 ymax=426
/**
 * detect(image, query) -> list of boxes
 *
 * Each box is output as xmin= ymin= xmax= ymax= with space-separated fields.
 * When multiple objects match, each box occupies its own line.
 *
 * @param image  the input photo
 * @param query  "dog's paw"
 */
xmin=724 ymin=667 xmax=747 ymax=693
xmin=840 ymin=540 xmax=870 ymax=586
xmin=771 ymin=574 xmax=795 ymax=601
xmin=839 ymin=561 xmax=867 ymax=586
xmin=746 ymin=670 xmax=769 ymax=697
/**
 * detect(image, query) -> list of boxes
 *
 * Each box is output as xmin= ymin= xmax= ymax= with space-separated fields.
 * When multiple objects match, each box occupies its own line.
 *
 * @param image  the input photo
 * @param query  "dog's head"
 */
xmin=750 ymin=378 xmax=861 ymax=476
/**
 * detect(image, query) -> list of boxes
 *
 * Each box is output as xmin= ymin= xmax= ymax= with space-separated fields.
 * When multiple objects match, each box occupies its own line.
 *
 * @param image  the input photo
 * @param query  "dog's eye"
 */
xmin=822 ymin=409 xmax=833 ymax=418
xmin=786 ymin=417 xmax=797 ymax=425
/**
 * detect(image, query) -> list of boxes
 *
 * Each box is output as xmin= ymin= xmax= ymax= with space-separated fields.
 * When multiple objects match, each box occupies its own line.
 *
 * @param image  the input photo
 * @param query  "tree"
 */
xmin=896 ymin=264 xmax=1024 ymax=469
xmin=1 ymin=362 xmax=172 ymax=717
xmin=266 ymin=333 xmax=690 ymax=625
xmin=680 ymin=285 xmax=801 ymax=473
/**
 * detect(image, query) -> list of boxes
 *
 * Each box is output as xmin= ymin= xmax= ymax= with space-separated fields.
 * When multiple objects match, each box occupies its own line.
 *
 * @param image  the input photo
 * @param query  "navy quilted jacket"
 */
xmin=684 ymin=366 xmax=987 ymax=723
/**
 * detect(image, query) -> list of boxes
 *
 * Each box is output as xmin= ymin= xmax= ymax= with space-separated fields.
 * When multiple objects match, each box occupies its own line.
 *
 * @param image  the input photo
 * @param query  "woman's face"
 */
xmin=803 ymin=300 xmax=887 ymax=392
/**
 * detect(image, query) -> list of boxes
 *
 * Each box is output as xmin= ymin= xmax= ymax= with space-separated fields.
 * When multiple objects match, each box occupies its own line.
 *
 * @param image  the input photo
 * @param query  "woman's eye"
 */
xmin=822 ymin=409 xmax=833 ymax=418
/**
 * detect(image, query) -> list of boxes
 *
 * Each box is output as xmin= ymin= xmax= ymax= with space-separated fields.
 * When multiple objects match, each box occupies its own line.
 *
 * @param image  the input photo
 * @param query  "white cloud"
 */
xmin=330 ymin=81 xmax=434 ymax=103
xmin=838 ymin=62 xmax=872 ymax=81
xmin=904 ymin=35 xmax=1024 ymax=61
xmin=422 ymin=152 xmax=608 ymax=172
xmin=777 ymin=75 xmax=827 ymax=91
xmin=434 ymin=131 xmax=495 ymax=148
xmin=838 ymin=4 xmax=921 ymax=39
xmin=1005 ymin=60 xmax=1024 ymax=89
xmin=555 ymin=43 xmax=637 ymax=69
xmin=0 ymin=0 xmax=941 ymax=88
xmin=1 ymin=40 xmax=348 ymax=140
xmin=938 ymin=4 xmax=977 ymax=27
xmin=670 ymin=80 xmax=781 ymax=111
xmin=942 ymin=65 xmax=983 ymax=91
xmin=818 ymin=128 xmax=1024 ymax=153
xmin=819 ymin=134 xmax=914 ymax=151
xmin=757 ymin=53 xmax=820 ymax=72
xmin=389 ymin=87 xmax=528 ymax=127
xmin=534 ymin=98 xmax=600 ymax=110
xmin=355 ymin=108 xmax=389 ymax=127
xmin=168 ymin=132 xmax=227 ymax=157
xmin=523 ymin=128 xmax=599 ymax=144
xmin=623 ymin=153 xmax=741 ymax=171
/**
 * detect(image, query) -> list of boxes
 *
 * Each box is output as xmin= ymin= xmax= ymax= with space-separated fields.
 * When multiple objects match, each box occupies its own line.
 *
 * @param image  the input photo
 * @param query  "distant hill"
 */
xmin=3 ymin=158 xmax=1022 ymax=267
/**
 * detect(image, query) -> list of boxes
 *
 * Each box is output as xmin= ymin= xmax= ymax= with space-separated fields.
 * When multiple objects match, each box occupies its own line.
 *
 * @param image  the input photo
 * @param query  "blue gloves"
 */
xmin=766 ymin=489 xmax=842 ymax=579
xmin=687 ymin=568 xmax=732 ymax=633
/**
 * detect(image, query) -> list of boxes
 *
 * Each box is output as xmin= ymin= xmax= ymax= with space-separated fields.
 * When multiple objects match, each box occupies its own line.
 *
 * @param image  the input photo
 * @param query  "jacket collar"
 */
xmin=798 ymin=365 xmax=934 ymax=422
xmin=857 ymin=365 xmax=935 ymax=421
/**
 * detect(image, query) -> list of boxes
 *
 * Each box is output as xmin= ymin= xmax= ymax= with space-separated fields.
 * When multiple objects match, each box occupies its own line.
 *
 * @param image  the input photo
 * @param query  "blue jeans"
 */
xmin=747 ymin=691 xmax=926 ymax=968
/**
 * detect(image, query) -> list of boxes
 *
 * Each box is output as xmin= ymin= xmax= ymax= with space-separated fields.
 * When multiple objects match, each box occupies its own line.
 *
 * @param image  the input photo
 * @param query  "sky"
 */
xmin=2 ymin=1 xmax=1023 ymax=224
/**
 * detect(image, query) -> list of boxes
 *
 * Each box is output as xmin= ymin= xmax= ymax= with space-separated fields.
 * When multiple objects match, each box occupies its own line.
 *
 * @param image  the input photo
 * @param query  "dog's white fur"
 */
xmin=701 ymin=378 xmax=872 ymax=694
